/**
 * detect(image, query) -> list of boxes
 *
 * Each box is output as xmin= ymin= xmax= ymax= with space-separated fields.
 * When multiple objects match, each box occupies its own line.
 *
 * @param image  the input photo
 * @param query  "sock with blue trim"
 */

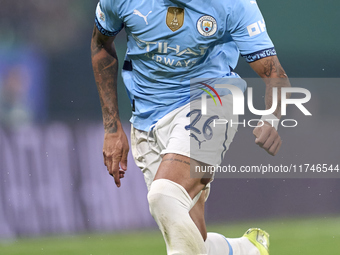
xmin=205 ymin=233 xmax=233 ymax=255
xmin=205 ymin=233 xmax=259 ymax=255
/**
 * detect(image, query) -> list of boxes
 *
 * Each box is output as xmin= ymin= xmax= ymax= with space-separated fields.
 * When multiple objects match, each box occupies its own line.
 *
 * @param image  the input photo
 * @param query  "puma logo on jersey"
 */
xmin=190 ymin=133 xmax=206 ymax=149
xmin=133 ymin=10 xmax=152 ymax=25
xmin=250 ymin=0 xmax=257 ymax=4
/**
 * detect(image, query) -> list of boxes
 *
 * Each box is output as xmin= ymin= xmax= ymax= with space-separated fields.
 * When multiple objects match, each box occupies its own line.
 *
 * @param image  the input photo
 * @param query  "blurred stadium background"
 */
xmin=0 ymin=1 xmax=339 ymax=254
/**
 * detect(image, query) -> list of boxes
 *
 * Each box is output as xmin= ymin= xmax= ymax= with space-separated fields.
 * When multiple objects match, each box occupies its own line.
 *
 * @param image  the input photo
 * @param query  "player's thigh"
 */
xmin=154 ymin=153 xmax=211 ymax=199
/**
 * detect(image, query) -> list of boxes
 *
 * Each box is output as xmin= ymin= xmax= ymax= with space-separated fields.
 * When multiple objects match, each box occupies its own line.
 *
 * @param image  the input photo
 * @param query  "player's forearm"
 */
xmin=91 ymin=31 xmax=121 ymax=134
xmin=250 ymin=56 xmax=291 ymax=119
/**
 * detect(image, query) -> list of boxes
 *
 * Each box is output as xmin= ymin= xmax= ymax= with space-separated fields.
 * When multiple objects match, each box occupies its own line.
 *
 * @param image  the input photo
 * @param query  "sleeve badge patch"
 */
xmin=96 ymin=3 xmax=106 ymax=22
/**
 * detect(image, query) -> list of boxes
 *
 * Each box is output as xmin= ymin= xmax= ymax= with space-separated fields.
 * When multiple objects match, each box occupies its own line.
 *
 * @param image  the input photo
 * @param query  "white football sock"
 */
xmin=147 ymin=179 xmax=207 ymax=255
xmin=227 ymin=237 xmax=260 ymax=255
xmin=205 ymin=233 xmax=233 ymax=255
xmin=205 ymin=233 xmax=259 ymax=255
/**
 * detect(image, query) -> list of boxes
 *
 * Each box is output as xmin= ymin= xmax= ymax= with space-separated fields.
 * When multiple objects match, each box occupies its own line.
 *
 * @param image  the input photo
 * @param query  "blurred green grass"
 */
xmin=1 ymin=217 xmax=340 ymax=255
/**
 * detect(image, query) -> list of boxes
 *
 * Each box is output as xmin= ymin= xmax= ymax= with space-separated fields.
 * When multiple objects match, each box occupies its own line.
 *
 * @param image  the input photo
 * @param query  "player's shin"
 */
xmin=147 ymin=179 xmax=206 ymax=255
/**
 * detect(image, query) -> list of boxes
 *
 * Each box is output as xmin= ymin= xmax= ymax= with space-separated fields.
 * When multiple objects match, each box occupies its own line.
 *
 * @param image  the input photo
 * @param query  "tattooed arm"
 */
xmin=249 ymin=55 xmax=291 ymax=118
xmin=249 ymin=55 xmax=291 ymax=156
xmin=91 ymin=25 xmax=129 ymax=187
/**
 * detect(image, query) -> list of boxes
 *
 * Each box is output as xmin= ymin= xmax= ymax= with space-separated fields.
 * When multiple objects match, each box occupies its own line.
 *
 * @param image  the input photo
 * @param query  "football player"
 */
xmin=91 ymin=0 xmax=290 ymax=254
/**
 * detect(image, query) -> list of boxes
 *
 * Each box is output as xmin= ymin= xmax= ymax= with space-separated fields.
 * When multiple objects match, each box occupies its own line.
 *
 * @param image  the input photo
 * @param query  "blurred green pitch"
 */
xmin=1 ymin=217 xmax=340 ymax=255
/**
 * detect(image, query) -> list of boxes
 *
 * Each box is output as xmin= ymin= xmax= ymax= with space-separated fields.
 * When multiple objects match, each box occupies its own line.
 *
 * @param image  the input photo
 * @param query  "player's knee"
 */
xmin=147 ymin=184 xmax=166 ymax=217
xmin=147 ymin=179 xmax=192 ymax=218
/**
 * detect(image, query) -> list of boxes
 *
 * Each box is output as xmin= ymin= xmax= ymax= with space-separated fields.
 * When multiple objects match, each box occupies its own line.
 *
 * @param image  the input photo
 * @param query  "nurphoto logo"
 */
xmin=200 ymin=83 xmax=312 ymax=128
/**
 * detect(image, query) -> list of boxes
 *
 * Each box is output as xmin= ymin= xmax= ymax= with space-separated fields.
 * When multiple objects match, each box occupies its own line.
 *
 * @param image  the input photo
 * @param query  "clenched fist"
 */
xmin=253 ymin=121 xmax=282 ymax=156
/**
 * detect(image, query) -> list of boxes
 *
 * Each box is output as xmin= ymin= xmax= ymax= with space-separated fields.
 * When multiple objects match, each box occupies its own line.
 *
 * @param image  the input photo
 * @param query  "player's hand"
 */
xmin=253 ymin=121 xmax=282 ymax=156
xmin=103 ymin=127 xmax=129 ymax=187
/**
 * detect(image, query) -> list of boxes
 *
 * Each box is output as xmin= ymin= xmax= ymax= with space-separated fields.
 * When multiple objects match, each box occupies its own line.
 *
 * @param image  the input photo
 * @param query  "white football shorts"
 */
xmin=131 ymin=95 xmax=238 ymax=199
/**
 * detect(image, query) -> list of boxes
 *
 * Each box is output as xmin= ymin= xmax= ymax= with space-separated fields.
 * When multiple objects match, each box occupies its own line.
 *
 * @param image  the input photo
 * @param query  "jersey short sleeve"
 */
xmin=227 ymin=0 xmax=277 ymax=63
xmin=95 ymin=0 xmax=124 ymax=36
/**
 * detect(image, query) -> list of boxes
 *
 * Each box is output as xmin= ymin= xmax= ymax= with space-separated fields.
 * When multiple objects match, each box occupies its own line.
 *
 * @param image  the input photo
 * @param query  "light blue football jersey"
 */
xmin=95 ymin=0 xmax=276 ymax=131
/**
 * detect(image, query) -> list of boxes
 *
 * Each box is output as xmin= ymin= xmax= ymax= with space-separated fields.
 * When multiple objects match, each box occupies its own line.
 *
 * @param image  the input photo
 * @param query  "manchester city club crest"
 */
xmin=197 ymin=15 xmax=217 ymax=37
